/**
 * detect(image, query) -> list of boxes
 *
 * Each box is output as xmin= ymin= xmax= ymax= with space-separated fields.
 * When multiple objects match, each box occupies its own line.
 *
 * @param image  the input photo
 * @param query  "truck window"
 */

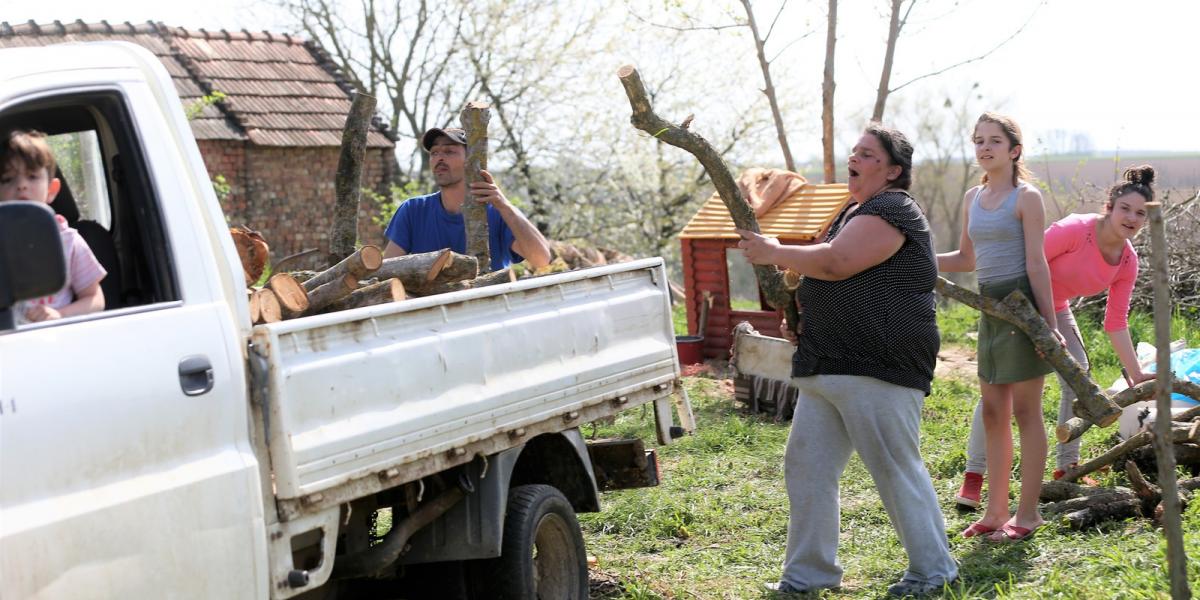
xmin=0 ymin=93 xmax=180 ymax=323
xmin=47 ymin=130 xmax=111 ymax=229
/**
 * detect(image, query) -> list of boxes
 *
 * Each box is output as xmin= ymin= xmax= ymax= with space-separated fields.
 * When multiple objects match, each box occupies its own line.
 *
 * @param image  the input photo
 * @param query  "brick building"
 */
xmin=0 ymin=20 xmax=398 ymax=266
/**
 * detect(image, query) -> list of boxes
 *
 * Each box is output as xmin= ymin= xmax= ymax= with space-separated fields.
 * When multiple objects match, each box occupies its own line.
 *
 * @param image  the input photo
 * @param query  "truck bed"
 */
xmin=250 ymin=259 xmax=679 ymax=520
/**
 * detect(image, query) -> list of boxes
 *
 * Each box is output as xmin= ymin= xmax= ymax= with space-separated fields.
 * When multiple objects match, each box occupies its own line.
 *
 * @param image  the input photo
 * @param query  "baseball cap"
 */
xmin=421 ymin=127 xmax=467 ymax=151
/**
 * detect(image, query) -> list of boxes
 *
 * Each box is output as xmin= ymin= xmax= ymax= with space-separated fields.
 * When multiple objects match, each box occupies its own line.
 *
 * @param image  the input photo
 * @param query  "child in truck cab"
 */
xmin=0 ymin=129 xmax=105 ymax=324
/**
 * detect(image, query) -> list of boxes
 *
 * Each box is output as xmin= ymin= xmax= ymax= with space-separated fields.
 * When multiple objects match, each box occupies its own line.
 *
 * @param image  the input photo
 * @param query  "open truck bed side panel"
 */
xmin=251 ymin=259 xmax=679 ymax=520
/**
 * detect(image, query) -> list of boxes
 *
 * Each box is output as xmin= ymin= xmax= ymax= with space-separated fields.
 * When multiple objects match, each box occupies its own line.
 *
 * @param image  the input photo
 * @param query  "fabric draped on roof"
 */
xmin=0 ymin=20 xmax=394 ymax=148
xmin=680 ymin=181 xmax=853 ymax=241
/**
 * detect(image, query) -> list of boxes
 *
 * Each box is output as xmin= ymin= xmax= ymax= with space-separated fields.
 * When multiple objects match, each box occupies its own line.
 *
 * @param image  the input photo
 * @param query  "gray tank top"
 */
xmin=968 ymin=183 xmax=1027 ymax=283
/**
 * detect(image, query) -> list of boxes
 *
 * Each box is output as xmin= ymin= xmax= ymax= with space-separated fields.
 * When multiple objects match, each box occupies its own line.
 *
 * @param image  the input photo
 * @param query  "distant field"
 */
xmin=1029 ymin=152 xmax=1200 ymax=213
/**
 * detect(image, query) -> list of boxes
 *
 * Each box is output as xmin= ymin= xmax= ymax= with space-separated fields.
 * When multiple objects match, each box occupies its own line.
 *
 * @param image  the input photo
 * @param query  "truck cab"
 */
xmin=0 ymin=42 xmax=685 ymax=599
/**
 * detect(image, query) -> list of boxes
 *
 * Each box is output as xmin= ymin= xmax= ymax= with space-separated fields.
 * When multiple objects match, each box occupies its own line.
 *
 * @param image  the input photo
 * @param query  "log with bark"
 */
xmin=305 ymin=274 xmax=358 ymax=315
xmin=936 ymin=276 xmax=1123 ymax=427
xmin=461 ymin=102 xmax=492 ymax=273
xmin=617 ymin=65 xmax=797 ymax=331
xmin=254 ymin=288 xmax=282 ymax=324
xmin=1057 ymin=425 xmax=1197 ymax=483
xmin=409 ymin=268 xmax=515 ymax=297
xmin=321 ymin=278 xmax=406 ymax=313
xmin=267 ymin=273 xmax=309 ymax=319
xmin=230 ymin=226 xmax=270 ymax=286
xmin=372 ymin=250 xmax=462 ymax=292
xmin=1058 ymin=380 xmax=1200 ymax=443
xmin=329 ymin=92 xmax=377 ymax=264
xmin=303 ymin=245 xmax=383 ymax=293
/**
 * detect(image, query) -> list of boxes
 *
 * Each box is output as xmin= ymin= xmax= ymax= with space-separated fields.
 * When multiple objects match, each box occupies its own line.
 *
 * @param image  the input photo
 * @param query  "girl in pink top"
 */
xmin=955 ymin=165 xmax=1156 ymax=510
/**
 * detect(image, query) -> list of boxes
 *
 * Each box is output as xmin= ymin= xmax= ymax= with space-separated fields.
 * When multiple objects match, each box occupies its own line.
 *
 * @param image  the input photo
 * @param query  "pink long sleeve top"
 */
xmin=1044 ymin=213 xmax=1139 ymax=332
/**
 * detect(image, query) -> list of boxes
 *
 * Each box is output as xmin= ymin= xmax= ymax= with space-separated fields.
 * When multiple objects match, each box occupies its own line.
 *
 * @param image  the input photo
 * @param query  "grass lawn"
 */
xmin=582 ymin=304 xmax=1200 ymax=599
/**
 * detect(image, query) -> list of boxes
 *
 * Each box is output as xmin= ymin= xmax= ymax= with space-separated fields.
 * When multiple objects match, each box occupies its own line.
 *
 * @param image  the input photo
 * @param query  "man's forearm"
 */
xmin=496 ymin=204 xmax=551 ymax=268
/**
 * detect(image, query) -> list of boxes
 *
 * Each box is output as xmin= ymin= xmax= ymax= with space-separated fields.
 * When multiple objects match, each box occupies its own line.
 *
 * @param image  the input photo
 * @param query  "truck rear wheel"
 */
xmin=489 ymin=484 xmax=588 ymax=599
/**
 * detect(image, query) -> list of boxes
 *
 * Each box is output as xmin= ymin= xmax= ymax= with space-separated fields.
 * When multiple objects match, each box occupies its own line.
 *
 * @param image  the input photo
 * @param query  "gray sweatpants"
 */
xmin=782 ymin=374 xmax=957 ymax=591
xmin=966 ymin=307 xmax=1086 ymax=472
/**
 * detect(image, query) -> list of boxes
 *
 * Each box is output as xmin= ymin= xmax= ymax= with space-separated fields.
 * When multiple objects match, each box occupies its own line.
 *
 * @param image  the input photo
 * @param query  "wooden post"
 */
xmin=1148 ymin=201 xmax=1191 ymax=599
xmin=460 ymin=102 xmax=492 ymax=273
xmin=329 ymin=92 xmax=377 ymax=264
xmin=616 ymin=65 xmax=798 ymax=331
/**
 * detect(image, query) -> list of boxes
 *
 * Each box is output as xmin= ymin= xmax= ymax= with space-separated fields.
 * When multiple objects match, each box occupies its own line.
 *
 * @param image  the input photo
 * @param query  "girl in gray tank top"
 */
xmin=967 ymin=184 xmax=1028 ymax=283
xmin=935 ymin=112 xmax=1056 ymax=545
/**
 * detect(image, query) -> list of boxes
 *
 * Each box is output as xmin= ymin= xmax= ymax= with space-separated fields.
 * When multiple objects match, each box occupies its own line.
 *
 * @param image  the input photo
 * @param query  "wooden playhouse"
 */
xmin=679 ymin=182 xmax=852 ymax=359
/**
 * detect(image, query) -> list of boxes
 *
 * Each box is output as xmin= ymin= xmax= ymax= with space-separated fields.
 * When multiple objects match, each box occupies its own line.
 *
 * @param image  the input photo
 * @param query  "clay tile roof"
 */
xmin=680 ymin=183 xmax=853 ymax=241
xmin=0 ymin=20 xmax=395 ymax=148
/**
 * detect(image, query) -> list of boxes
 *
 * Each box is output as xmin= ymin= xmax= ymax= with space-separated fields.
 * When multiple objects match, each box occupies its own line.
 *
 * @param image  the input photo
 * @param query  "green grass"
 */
xmin=582 ymin=307 xmax=1200 ymax=599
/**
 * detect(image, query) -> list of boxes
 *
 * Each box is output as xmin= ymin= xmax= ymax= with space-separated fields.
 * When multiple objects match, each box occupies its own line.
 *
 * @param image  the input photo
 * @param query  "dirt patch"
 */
xmin=588 ymin=569 xmax=625 ymax=599
xmin=936 ymin=344 xmax=977 ymax=381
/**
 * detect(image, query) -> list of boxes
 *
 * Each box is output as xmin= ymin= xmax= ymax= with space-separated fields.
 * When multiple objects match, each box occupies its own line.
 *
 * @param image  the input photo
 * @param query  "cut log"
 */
xmin=461 ymin=102 xmax=492 ymax=273
xmin=1060 ymin=498 xmax=1144 ymax=530
xmin=936 ymin=277 xmax=1122 ymax=428
xmin=305 ymin=274 xmax=358 ymax=314
xmin=617 ymin=65 xmax=797 ymax=331
xmin=267 ymin=273 xmax=309 ymax=319
xmin=303 ymin=245 xmax=383 ymax=293
xmin=248 ymin=289 xmax=261 ymax=324
xmin=409 ymin=268 xmax=515 ymax=297
xmin=1125 ymin=460 xmax=1160 ymax=499
xmin=329 ymin=92 xmax=376 ymax=263
xmin=1039 ymin=479 xmax=1126 ymax=503
xmin=1058 ymin=426 xmax=1197 ymax=483
xmin=1044 ymin=490 xmax=1139 ymax=516
xmin=254 ymin=288 xmax=282 ymax=324
xmin=1130 ymin=443 xmax=1200 ymax=468
xmin=230 ymin=226 xmax=269 ymax=285
xmin=373 ymin=250 xmax=459 ymax=291
xmin=469 ymin=268 xmax=515 ymax=289
xmin=430 ymin=251 xmax=478 ymax=283
xmin=323 ymin=278 xmax=406 ymax=313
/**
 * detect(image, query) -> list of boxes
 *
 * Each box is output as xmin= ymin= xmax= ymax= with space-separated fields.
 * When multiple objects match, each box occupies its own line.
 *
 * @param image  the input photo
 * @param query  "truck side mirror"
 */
xmin=0 ymin=201 xmax=66 ymax=330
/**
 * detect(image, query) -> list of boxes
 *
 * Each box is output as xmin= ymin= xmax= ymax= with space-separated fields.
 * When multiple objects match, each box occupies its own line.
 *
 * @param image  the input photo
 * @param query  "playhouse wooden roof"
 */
xmin=680 ymin=183 xmax=852 ymax=241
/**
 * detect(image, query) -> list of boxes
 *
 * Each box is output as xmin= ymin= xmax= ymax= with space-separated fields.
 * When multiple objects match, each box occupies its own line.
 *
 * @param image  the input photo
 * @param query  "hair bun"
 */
xmin=1125 ymin=164 xmax=1155 ymax=187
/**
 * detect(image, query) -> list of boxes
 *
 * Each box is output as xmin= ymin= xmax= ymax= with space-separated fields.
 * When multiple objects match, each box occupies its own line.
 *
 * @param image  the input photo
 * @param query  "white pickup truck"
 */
xmin=0 ymin=42 xmax=687 ymax=600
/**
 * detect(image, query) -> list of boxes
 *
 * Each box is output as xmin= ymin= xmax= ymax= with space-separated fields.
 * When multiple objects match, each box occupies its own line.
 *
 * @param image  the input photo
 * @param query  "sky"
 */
xmin=2 ymin=0 xmax=1196 ymax=156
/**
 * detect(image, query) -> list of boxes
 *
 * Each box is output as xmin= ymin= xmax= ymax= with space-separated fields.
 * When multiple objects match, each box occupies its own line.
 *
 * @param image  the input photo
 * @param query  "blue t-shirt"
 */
xmin=384 ymin=191 xmax=522 ymax=272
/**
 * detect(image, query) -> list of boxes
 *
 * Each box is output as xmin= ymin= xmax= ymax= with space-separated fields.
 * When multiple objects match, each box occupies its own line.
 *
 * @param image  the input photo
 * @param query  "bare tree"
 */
xmin=631 ymin=1 xmax=811 ymax=173
xmin=871 ymin=0 xmax=1041 ymax=121
xmin=821 ymin=0 xmax=837 ymax=182
xmin=740 ymin=0 xmax=797 ymax=171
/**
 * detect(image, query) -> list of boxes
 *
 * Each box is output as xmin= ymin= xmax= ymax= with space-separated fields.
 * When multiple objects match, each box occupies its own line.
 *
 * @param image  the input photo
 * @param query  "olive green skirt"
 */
xmin=977 ymin=275 xmax=1054 ymax=384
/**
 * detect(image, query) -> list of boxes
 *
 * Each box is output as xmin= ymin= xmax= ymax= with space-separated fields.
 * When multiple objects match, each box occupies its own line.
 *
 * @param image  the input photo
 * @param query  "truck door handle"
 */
xmin=179 ymin=355 xmax=214 ymax=396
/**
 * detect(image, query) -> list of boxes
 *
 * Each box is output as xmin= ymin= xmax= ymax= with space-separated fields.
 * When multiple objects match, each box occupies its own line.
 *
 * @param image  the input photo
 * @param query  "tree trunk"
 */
xmin=740 ymin=0 xmax=795 ymax=172
xmin=936 ymin=277 xmax=1122 ymax=426
xmin=373 ymin=250 xmax=459 ymax=291
xmin=871 ymin=0 xmax=904 ymax=121
xmin=410 ymin=267 xmax=514 ymax=297
xmin=616 ymin=65 xmax=797 ymax=330
xmin=329 ymin=92 xmax=377 ymax=263
xmin=1040 ymin=479 xmax=1129 ymax=503
xmin=323 ymin=278 xmax=406 ymax=313
xmin=1149 ymin=202 xmax=1192 ymax=599
xmin=821 ymin=0 xmax=837 ymax=183
xmin=267 ymin=273 xmax=310 ymax=319
xmin=305 ymin=274 xmax=358 ymax=314
xmin=254 ymin=288 xmax=282 ymax=324
xmin=460 ymin=101 xmax=492 ymax=273
xmin=304 ymin=245 xmax=383 ymax=293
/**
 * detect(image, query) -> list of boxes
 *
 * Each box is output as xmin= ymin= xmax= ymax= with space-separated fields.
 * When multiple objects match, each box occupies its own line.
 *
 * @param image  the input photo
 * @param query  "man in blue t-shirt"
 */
xmin=382 ymin=127 xmax=551 ymax=271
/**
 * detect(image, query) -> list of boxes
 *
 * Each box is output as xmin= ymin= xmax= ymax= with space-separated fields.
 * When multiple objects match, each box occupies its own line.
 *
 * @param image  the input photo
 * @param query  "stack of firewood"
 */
xmin=1041 ymin=380 xmax=1200 ymax=528
xmin=236 ymin=229 xmax=517 ymax=325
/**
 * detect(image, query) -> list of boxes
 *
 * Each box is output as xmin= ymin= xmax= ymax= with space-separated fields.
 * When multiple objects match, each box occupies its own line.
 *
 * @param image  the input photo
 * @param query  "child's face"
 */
xmin=0 ymin=160 xmax=60 ymax=203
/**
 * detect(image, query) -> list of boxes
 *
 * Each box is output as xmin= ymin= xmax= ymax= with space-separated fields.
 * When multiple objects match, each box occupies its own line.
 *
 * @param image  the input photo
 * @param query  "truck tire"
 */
xmin=490 ymin=484 xmax=588 ymax=599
